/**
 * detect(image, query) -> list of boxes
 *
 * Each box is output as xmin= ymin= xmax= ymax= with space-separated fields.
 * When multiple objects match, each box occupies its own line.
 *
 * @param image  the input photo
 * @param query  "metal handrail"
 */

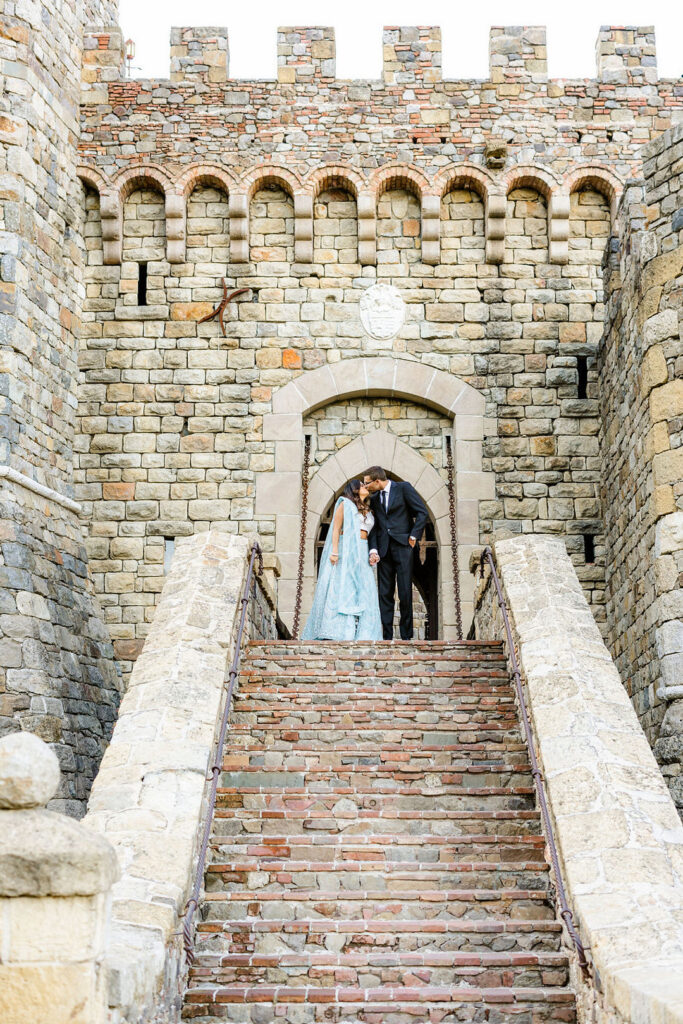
xmin=182 ymin=540 xmax=263 ymax=964
xmin=480 ymin=546 xmax=590 ymax=976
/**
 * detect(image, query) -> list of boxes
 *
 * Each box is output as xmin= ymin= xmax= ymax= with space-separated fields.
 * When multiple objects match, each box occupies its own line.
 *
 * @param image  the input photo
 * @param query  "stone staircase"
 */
xmin=182 ymin=641 xmax=576 ymax=1023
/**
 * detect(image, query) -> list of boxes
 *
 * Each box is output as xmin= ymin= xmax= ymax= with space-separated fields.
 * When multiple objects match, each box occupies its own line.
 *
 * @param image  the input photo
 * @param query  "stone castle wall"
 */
xmin=1 ymin=15 xmax=681 ymax=795
xmin=0 ymin=0 xmax=121 ymax=814
xmin=73 ymin=22 xmax=683 ymax=671
xmin=600 ymin=125 xmax=683 ymax=805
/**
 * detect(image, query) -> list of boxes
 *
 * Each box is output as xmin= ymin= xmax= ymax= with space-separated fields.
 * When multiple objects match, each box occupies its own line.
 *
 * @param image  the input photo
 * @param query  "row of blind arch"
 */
xmin=78 ymin=159 xmax=623 ymax=268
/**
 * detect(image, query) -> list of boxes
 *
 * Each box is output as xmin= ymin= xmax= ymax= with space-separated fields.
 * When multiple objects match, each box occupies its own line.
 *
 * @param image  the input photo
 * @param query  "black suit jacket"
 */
xmin=368 ymin=481 xmax=429 ymax=559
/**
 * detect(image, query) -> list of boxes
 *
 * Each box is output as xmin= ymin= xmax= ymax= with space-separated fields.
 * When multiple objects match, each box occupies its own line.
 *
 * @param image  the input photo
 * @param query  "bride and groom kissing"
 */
xmin=302 ymin=466 xmax=429 ymax=643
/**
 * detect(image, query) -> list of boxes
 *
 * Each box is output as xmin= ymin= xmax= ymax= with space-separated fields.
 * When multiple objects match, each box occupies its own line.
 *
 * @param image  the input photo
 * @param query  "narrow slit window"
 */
xmin=577 ymin=356 xmax=588 ymax=399
xmin=164 ymin=537 xmax=175 ymax=574
xmin=137 ymin=262 xmax=148 ymax=306
xmin=583 ymin=534 xmax=595 ymax=564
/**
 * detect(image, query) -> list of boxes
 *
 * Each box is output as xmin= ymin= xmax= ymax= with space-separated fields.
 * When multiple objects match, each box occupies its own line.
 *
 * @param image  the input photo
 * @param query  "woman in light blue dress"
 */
xmin=302 ymin=480 xmax=383 ymax=642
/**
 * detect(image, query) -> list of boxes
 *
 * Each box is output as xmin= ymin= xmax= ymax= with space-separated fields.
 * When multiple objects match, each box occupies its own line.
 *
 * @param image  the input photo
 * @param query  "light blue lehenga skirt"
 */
xmin=301 ymin=497 xmax=382 ymax=642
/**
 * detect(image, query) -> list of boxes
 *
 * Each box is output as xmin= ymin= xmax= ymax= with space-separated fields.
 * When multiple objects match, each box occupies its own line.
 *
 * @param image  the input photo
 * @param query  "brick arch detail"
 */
xmin=304 ymin=165 xmax=366 ymax=200
xmin=258 ymin=357 xmax=494 ymax=637
xmin=177 ymin=163 xmax=238 ymax=199
xmin=371 ymin=164 xmax=431 ymax=203
xmin=434 ymin=163 xmax=494 ymax=203
xmin=564 ymin=165 xmax=624 ymax=221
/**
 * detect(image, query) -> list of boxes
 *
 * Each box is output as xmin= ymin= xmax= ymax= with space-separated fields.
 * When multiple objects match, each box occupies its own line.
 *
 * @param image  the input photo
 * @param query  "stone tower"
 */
xmin=0 ymin=0 xmax=122 ymax=814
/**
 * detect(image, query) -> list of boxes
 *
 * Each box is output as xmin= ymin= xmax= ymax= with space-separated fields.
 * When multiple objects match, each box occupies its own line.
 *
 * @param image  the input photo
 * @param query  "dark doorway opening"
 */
xmin=315 ymin=473 xmax=440 ymax=639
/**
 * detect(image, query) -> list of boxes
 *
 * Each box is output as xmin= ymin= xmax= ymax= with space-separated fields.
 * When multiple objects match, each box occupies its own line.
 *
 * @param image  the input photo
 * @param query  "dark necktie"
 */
xmin=382 ymin=489 xmax=388 ymax=513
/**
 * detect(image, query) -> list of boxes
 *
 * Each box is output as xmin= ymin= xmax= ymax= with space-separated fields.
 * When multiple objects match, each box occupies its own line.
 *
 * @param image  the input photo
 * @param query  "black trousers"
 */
xmin=377 ymin=541 xmax=414 ymax=640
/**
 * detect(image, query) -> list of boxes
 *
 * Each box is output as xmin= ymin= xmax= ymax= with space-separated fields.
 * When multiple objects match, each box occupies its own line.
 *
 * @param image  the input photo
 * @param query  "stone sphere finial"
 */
xmin=0 ymin=732 xmax=60 ymax=809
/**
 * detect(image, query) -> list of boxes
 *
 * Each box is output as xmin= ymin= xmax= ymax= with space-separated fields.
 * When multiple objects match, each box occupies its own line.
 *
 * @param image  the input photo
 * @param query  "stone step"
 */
xmin=182 ymin=985 xmax=575 ymax=1022
xmin=242 ymin=666 xmax=510 ymax=684
xmin=223 ymin=746 xmax=529 ymax=772
xmin=183 ymin=641 xmax=574 ymax=1023
xmin=227 ymin=722 xmax=521 ymax=746
xmin=194 ymin=917 xmax=564 ymax=956
xmin=209 ymin=833 xmax=548 ymax=865
xmin=201 ymin=888 xmax=555 ymax=924
xmin=229 ymin=712 xmax=518 ymax=729
xmin=211 ymin=806 xmax=543 ymax=838
xmin=241 ymin=666 xmax=510 ymax=681
xmin=217 ymin=764 xmax=533 ymax=792
xmin=222 ymin=751 xmax=529 ymax=773
xmin=235 ymin=690 xmax=516 ymax=710
xmin=205 ymin=860 xmax=549 ymax=893
xmin=189 ymin=949 xmax=569 ymax=989
xmin=243 ymin=661 xmax=508 ymax=678
xmin=215 ymin=788 xmax=535 ymax=814
xmin=247 ymin=641 xmax=503 ymax=655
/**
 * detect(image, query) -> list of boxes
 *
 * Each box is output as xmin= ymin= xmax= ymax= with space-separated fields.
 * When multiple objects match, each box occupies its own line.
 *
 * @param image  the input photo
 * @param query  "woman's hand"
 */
xmin=330 ymin=551 xmax=339 ymax=565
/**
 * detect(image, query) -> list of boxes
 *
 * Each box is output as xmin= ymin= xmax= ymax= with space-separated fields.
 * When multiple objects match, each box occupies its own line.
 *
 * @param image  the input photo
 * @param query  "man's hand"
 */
xmin=369 ymin=551 xmax=380 ymax=566
xmin=408 ymin=536 xmax=416 ymax=548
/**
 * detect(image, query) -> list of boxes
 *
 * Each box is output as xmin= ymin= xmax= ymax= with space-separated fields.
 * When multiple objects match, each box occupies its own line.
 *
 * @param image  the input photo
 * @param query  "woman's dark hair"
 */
xmin=342 ymin=479 xmax=369 ymax=513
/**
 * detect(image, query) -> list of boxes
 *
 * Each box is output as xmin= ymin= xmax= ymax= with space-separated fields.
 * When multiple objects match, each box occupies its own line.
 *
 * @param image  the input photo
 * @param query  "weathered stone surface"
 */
xmin=83 ymin=530 xmax=276 ymax=1023
xmin=0 ymin=732 xmax=60 ymax=809
xmin=0 ymin=809 xmax=118 ymax=897
xmin=473 ymin=535 xmax=683 ymax=1024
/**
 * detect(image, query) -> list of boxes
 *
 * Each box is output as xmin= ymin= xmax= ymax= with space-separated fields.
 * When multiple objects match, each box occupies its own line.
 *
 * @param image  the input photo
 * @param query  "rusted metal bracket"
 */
xmin=198 ymin=280 xmax=252 ymax=336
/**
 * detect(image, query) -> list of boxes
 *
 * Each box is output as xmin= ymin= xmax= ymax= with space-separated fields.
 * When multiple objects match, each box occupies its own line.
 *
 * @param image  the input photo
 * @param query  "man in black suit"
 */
xmin=364 ymin=466 xmax=429 ymax=641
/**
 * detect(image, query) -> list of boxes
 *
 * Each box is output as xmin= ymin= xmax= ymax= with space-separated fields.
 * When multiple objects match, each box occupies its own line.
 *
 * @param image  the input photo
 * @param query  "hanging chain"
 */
xmin=445 ymin=435 xmax=463 ymax=640
xmin=292 ymin=434 xmax=311 ymax=640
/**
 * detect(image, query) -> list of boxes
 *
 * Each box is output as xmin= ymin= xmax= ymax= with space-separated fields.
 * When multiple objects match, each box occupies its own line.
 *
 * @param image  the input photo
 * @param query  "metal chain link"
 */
xmin=292 ymin=435 xmax=311 ymax=640
xmin=445 ymin=435 xmax=463 ymax=640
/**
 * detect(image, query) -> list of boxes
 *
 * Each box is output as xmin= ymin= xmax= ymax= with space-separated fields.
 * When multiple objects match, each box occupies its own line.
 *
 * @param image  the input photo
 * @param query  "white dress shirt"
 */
xmin=370 ymin=481 xmax=416 ymax=559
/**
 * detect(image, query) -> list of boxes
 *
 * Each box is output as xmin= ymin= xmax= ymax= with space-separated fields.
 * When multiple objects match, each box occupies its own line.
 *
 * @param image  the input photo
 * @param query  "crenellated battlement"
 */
xmin=82 ymin=23 xmax=665 ymax=89
xmin=79 ymin=21 xmax=681 ymax=228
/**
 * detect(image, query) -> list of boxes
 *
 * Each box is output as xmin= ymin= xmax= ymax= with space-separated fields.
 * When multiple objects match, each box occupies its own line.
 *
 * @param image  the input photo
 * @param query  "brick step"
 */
xmin=218 ymin=764 xmax=533 ymax=788
xmin=189 ymin=949 xmax=569 ymax=990
xmin=227 ymin=741 xmax=528 ymax=757
xmin=247 ymin=641 xmax=503 ymax=655
xmin=242 ymin=666 xmax=510 ymax=681
xmin=201 ymin=888 xmax=555 ymax=924
xmin=209 ymin=833 xmax=547 ymax=865
xmin=224 ymin=749 xmax=529 ymax=773
xmin=231 ymin=708 xmax=519 ymax=728
xmin=182 ymin=985 xmax=575 ymax=1022
xmin=194 ymin=917 xmax=564 ymax=956
xmin=204 ymin=861 xmax=549 ymax=893
xmin=243 ymin=662 xmax=508 ymax=678
xmin=223 ymin=752 xmax=529 ymax=773
xmin=235 ymin=692 xmax=516 ymax=711
xmin=242 ymin=668 xmax=510 ymax=684
xmin=228 ymin=723 xmax=521 ymax=745
xmin=211 ymin=807 xmax=542 ymax=838
xmin=215 ymin=789 xmax=535 ymax=814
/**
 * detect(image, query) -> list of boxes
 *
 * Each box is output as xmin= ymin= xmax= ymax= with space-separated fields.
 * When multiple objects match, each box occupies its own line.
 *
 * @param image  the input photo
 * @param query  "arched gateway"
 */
xmin=257 ymin=357 xmax=495 ymax=637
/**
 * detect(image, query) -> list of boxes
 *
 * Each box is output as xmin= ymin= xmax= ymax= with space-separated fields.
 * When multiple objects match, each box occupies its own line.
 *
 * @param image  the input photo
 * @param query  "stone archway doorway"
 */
xmin=256 ymin=356 xmax=496 ymax=637
xmin=303 ymin=430 xmax=453 ymax=637
xmin=315 ymin=473 xmax=440 ymax=640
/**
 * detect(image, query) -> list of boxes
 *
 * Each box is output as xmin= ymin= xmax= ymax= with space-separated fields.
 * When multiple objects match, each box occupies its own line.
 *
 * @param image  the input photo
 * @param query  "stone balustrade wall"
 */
xmin=0 ymin=731 xmax=118 ymax=1024
xmin=83 ymin=530 xmax=274 ymax=1024
xmin=471 ymin=535 xmax=683 ymax=1024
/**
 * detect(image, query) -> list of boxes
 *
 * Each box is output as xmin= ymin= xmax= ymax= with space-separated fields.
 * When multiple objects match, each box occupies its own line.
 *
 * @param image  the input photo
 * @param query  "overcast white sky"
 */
xmin=119 ymin=0 xmax=682 ymax=80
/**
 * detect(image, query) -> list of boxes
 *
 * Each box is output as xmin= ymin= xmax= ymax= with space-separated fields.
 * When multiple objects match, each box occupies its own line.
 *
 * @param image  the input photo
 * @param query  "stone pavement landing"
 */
xmin=182 ymin=641 xmax=576 ymax=1023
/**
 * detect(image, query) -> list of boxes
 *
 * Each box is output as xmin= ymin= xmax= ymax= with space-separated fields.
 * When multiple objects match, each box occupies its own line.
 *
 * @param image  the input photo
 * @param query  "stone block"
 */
xmin=650 ymin=379 xmax=683 ymax=423
xmin=640 ymin=344 xmax=668 ymax=395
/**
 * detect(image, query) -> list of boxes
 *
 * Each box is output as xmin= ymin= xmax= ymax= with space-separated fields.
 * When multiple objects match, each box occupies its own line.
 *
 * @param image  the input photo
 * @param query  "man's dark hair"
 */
xmin=365 ymin=466 xmax=388 ymax=482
